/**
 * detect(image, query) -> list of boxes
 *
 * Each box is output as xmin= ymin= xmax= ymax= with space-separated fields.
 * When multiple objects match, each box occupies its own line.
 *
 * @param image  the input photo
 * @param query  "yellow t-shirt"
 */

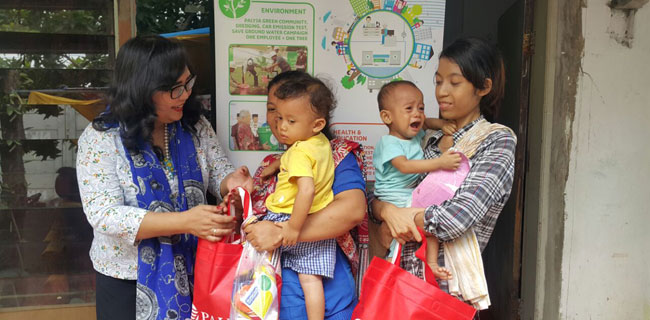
xmin=265 ymin=133 xmax=334 ymax=214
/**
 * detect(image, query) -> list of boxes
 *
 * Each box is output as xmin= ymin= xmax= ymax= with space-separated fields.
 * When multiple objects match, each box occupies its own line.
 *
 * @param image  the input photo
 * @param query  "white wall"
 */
xmin=21 ymin=106 xmax=88 ymax=202
xmin=561 ymin=1 xmax=650 ymax=319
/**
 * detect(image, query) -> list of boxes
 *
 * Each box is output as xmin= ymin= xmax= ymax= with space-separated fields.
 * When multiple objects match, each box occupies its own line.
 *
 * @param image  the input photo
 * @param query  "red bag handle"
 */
xmin=226 ymin=187 xmax=252 ymax=219
xmin=390 ymin=228 xmax=439 ymax=288
xmin=389 ymin=241 xmax=402 ymax=266
xmin=222 ymin=187 xmax=253 ymax=244
xmin=414 ymin=228 xmax=439 ymax=287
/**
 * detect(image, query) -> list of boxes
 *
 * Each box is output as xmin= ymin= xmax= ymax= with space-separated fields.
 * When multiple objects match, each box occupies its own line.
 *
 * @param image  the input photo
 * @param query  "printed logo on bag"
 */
xmin=191 ymin=303 xmax=229 ymax=320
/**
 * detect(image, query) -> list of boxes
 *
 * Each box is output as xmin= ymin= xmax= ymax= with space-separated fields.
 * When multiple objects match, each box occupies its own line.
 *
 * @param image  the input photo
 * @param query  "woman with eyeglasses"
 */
xmin=76 ymin=35 xmax=252 ymax=320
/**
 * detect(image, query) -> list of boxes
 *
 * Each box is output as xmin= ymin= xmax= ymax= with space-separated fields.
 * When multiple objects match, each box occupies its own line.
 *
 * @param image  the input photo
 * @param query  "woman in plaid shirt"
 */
xmin=370 ymin=37 xmax=517 ymax=295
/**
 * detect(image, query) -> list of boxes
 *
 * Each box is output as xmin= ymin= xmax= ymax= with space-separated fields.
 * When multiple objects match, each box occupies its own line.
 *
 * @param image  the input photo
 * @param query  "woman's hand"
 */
xmin=259 ymin=158 xmax=280 ymax=180
xmin=438 ymin=150 xmax=462 ymax=170
xmin=372 ymin=199 xmax=423 ymax=244
xmin=184 ymin=205 xmax=236 ymax=242
xmin=278 ymin=221 xmax=299 ymax=246
xmin=441 ymin=120 xmax=457 ymax=136
xmin=243 ymin=220 xmax=283 ymax=252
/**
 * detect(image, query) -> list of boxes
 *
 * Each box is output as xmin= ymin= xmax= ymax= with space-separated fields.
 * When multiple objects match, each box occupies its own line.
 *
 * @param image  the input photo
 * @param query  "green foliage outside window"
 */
xmin=137 ymin=0 xmax=213 ymax=34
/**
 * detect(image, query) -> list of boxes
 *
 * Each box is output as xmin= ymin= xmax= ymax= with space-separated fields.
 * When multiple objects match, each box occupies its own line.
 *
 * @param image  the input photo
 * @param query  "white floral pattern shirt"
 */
xmin=76 ymin=116 xmax=234 ymax=279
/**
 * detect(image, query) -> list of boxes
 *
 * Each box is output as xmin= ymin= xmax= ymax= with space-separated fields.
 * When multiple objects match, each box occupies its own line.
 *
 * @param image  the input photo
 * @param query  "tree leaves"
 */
xmin=136 ymin=0 xmax=211 ymax=34
xmin=0 ymin=139 xmax=63 ymax=161
xmin=0 ymin=9 xmax=107 ymax=34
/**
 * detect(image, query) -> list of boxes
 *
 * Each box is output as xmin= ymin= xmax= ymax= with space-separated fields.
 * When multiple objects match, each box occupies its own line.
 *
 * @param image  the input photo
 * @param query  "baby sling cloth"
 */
xmin=420 ymin=119 xmax=515 ymax=310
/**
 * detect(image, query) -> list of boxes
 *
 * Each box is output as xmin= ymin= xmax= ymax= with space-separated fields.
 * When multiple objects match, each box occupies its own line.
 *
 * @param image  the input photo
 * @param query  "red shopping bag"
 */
xmin=192 ymin=236 xmax=243 ymax=319
xmin=191 ymin=188 xmax=251 ymax=320
xmin=351 ymin=229 xmax=476 ymax=320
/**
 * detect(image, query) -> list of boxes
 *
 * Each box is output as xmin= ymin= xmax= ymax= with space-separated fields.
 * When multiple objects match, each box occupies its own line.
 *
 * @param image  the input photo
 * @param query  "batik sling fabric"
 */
xmin=442 ymin=119 xmax=514 ymax=309
xmin=120 ymin=121 xmax=205 ymax=320
xmin=400 ymin=118 xmax=516 ymax=308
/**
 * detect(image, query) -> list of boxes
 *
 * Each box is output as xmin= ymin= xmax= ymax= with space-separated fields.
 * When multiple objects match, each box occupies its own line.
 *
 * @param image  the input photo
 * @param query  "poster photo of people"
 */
xmin=229 ymin=100 xmax=286 ymax=151
xmin=229 ymin=44 xmax=308 ymax=96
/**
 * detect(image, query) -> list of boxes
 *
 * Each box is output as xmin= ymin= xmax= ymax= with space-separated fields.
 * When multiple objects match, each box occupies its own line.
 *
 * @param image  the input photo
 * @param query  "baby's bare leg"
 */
xmin=378 ymin=222 xmax=394 ymax=250
xmin=298 ymin=273 xmax=324 ymax=320
xmin=426 ymin=235 xmax=453 ymax=280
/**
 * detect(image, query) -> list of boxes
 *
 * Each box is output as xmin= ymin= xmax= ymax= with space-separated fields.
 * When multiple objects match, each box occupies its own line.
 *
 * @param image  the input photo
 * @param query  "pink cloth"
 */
xmin=411 ymin=152 xmax=471 ymax=208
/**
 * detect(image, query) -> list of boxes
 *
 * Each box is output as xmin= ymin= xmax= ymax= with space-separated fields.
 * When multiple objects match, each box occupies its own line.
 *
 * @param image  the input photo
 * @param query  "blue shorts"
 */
xmin=279 ymin=246 xmax=357 ymax=320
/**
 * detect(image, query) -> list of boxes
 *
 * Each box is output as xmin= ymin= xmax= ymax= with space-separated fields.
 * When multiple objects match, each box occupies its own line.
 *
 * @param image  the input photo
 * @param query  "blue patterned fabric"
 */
xmin=119 ymin=121 xmax=205 ymax=320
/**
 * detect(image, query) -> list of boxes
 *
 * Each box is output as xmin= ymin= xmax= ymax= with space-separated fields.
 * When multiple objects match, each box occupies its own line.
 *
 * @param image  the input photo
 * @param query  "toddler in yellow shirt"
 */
xmin=263 ymin=75 xmax=335 ymax=320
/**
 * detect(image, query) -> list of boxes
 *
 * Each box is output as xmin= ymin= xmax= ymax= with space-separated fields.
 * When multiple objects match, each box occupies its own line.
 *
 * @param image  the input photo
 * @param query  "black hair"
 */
xmin=55 ymin=167 xmax=80 ymax=202
xmin=377 ymin=80 xmax=419 ymax=111
xmin=267 ymin=71 xmax=335 ymax=139
xmin=439 ymin=37 xmax=505 ymax=122
xmin=92 ymin=35 xmax=201 ymax=152
xmin=267 ymin=70 xmax=313 ymax=92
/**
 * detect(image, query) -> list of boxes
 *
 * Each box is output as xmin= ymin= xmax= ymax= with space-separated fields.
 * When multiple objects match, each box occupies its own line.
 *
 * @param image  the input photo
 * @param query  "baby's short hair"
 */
xmin=273 ymin=76 xmax=336 ymax=122
xmin=377 ymin=80 xmax=419 ymax=111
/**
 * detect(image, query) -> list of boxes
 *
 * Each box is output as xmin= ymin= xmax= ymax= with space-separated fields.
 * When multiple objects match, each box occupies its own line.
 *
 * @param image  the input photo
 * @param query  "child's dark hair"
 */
xmin=267 ymin=70 xmax=313 ymax=92
xmin=439 ymin=37 xmax=505 ymax=121
xmin=377 ymin=80 xmax=419 ymax=111
xmin=270 ymin=71 xmax=336 ymax=138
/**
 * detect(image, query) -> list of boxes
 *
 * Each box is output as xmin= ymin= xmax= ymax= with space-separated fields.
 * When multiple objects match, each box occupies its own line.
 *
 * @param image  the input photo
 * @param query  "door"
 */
xmin=443 ymin=0 xmax=535 ymax=318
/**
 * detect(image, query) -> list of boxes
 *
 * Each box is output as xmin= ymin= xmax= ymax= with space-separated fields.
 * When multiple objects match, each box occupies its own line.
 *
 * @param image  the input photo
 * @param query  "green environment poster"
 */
xmin=215 ymin=0 xmax=446 ymax=181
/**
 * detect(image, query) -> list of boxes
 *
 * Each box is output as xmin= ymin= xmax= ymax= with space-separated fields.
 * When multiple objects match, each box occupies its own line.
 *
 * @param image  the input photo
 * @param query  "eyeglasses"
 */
xmin=169 ymin=74 xmax=196 ymax=99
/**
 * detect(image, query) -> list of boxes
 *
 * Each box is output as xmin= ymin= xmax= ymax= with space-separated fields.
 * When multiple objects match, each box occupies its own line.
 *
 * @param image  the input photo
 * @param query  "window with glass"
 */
xmin=0 ymin=0 xmax=114 ymax=314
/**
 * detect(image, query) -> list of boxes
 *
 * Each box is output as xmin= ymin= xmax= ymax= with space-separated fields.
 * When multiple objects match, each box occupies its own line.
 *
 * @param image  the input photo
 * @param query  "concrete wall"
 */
xmin=560 ymin=1 xmax=650 ymax=319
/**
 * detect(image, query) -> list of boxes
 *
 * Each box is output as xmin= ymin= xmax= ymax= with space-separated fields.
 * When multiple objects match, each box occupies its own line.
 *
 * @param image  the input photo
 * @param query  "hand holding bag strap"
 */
xmin=390 ymin=228 xmax=437 ymax=287
xmin=227 ymin=187 xmax=253 ymax=219
xmin=222 ymin=187 xmax=254 ymax=244
xmin=192 ymin=189 xmax=252 ymax=320
xmin=390 ymin=228 xmax=435 ymax=285
xmin=226 ymin=187 xmax=282 ymax=269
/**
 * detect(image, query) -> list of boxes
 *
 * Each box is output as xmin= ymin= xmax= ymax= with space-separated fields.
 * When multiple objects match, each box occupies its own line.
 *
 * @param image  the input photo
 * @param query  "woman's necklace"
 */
xmin=163 ymin=125 xmax=175 ymax=180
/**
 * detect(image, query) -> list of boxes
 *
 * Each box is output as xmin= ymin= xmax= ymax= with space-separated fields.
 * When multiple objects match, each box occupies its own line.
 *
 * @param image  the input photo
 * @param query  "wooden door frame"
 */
xmin=511 ymin=0 xmax=536 ymax=311
xmin=519 ymin=0 xmax=586 ymax=318
xmin=482 ymin=0 xmax=537 ymax=318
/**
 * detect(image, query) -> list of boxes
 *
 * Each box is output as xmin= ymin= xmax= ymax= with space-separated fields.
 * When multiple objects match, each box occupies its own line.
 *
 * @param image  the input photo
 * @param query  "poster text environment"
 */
xmin=214 ymin=0 xmax=446 ymax=181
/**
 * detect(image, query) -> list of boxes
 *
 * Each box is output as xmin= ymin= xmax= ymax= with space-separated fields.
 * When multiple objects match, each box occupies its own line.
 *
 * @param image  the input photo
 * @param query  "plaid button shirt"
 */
xmin=399 ymin=116 xmax=517 ymax=292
